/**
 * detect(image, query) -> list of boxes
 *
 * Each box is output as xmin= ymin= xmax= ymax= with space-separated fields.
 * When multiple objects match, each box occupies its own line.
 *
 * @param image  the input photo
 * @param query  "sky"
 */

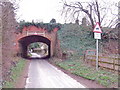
xmin=16 ymin=0 xmax=64 ymax=23
xmin=16 ymin=0 xmax=119 ymax=24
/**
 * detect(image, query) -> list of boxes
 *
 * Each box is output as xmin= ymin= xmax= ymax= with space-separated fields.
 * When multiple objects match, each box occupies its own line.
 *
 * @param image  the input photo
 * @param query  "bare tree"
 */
xmin=116 ymin=1 xmax=120 ymax=29
xmin=1 ymin=0 xmax=20 ymax=82
xmin=61 ymin=0 xmax=118 ymax=29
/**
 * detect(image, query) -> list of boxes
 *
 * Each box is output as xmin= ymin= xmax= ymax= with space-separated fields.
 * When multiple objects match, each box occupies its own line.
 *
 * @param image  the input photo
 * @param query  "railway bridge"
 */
xmin=14 ymin=22 xmax=61 ymax=59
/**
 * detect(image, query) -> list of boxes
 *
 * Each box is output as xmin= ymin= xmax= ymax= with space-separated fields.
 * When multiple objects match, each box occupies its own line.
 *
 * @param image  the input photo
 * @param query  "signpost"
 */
xmin=93 ymin=22 xmax=102 ymax=70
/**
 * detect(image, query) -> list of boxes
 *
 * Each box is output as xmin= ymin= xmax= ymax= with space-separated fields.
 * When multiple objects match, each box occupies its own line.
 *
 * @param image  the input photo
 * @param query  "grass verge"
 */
xmin=50 ymin=57 xmax=118 ymax=88
xmin=3 ymin=59 xmax=26 ymax=88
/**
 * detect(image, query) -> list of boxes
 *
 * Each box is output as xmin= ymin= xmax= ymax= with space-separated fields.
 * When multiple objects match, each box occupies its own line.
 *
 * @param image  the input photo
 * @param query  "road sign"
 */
xmin=94 ymin=33 xmax=101 ymax=39
xmin=93 ymin=22 xmax=102 ymax=71
xmin=93 ymin=22 xmax=102 ymax=33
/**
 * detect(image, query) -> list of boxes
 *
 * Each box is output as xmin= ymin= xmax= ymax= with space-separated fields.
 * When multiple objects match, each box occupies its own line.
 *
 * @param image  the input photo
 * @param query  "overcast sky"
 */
xmin=16 ymin=0 xmax=63 ymax=23
xmin=16 ymin=0 xmax=119 ymax=23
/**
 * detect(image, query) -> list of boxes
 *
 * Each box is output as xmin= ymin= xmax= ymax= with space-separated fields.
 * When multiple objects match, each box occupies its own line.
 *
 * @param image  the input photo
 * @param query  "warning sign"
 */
xmin=93 ymin=22 xmax=102 ymax=33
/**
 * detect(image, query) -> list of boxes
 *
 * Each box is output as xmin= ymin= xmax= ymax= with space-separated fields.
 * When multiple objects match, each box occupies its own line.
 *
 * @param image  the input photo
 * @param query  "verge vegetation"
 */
xmin=58 ymin=24 xmax=95 ymax=56
xmin=56 ymin=58 xmax=118 ymax=87
xmin=3 ymin=59 xmax=26 ymax=88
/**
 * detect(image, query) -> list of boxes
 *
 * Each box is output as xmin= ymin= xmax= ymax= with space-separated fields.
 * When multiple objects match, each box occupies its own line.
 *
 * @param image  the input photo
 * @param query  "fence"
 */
xmin=84 ymin=50 xmax=120 ymax=72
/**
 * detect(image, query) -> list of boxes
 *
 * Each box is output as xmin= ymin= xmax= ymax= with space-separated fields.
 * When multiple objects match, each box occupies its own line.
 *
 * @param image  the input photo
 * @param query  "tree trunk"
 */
xmin=88 ymin=13 xmax=94 ymax=29
xmin=95 ymin=0 xmax=101 ymax=26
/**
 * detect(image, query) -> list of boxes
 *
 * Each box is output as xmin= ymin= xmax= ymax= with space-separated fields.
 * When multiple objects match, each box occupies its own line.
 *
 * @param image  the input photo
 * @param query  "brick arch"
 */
xmin=18 ymin=35 xmax=51 ymax=59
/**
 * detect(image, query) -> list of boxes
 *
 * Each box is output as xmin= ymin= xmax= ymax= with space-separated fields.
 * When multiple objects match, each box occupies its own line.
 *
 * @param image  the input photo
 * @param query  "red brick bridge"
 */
xmin=14 ymin=23 xmax=61 ymax=59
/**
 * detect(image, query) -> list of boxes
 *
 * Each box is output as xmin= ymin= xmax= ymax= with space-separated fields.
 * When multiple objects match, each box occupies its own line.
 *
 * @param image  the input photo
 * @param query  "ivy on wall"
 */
xmin=17 ymin=22 xmax=62 ymax=32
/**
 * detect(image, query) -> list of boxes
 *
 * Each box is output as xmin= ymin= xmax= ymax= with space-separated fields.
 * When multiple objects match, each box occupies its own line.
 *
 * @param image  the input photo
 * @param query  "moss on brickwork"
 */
xmin=18 ymin=22 xmax=62 ymax=32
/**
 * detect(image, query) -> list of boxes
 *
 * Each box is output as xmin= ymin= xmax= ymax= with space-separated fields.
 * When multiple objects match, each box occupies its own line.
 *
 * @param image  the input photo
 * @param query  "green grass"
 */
xmin=56 ymin=59 xmax=118 ymax=87
xmin=3 ymin=59 xmax=26 ymax=88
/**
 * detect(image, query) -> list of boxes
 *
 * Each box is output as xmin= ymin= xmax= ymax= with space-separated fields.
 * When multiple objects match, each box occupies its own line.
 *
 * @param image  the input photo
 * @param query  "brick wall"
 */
xmin=15 ymin=26 xmax=61 ymax=57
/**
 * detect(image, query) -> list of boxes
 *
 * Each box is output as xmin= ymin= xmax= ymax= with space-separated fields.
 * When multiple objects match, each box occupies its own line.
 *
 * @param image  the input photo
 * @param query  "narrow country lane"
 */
xmin=25 ymin=60 xmax=87 ymax=88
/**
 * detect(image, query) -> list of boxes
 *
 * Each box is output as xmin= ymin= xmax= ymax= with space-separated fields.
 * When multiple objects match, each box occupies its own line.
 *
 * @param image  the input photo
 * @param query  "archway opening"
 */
xmin=18 ymin=35 xmax=51 ymax=59
xmin=27 ymin=42 xmax=49 ymax=58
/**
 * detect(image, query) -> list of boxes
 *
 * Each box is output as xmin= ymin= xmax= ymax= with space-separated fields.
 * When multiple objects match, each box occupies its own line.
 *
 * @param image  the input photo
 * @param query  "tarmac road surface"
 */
xmin=25 ymin=60 xmax=87 ymax=88
xmin=30 ymin=52 xmax=41 ymax=58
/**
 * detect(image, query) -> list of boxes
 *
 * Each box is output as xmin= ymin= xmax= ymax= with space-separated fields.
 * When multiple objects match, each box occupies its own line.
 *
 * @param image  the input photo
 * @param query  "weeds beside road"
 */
xmin=3 ymin=59 xmax=27 ymax=88
xmin=49 ymin=56 xmax=118 ymax=88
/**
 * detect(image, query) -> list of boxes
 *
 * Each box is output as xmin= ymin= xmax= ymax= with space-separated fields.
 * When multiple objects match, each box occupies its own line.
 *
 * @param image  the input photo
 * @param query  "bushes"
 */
xmin=58 ymin=24 xmax=95 ymax=56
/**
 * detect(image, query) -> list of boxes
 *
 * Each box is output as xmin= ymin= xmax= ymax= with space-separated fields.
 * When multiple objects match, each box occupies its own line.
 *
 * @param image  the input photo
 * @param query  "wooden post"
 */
xmin=98 ymin=55 xmax=100 ymax=68
xmin=84 ymin=50 xmax=86 ymax=62
xmin=113 ymin=57 xmax=115 ymax=72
